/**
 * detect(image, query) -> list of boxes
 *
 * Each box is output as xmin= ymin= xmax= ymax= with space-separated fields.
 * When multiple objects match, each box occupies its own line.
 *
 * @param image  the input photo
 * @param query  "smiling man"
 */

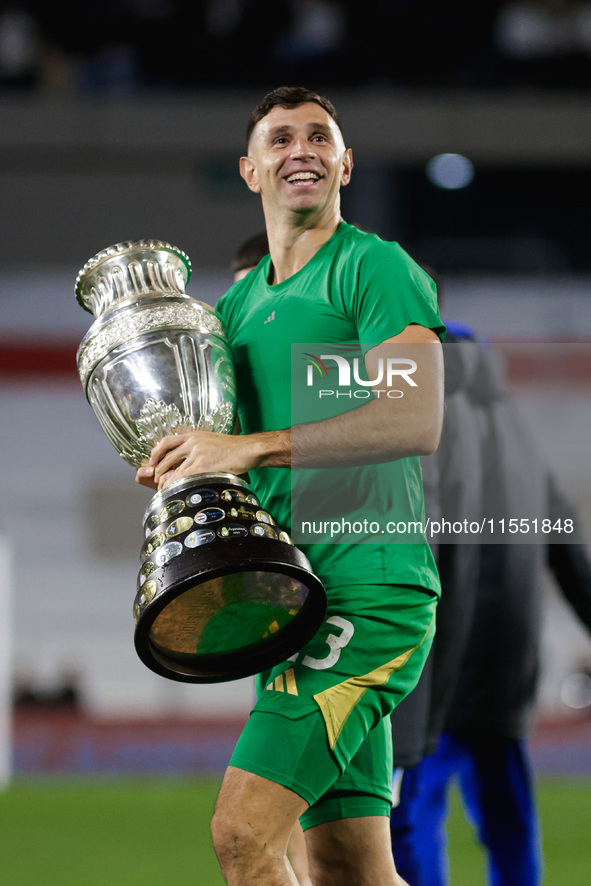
xmin=137 ymin=86 xmax=445 ymax=885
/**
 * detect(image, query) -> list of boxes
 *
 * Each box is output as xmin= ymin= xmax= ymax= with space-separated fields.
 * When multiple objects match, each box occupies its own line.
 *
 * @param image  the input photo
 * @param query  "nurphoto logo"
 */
xmin=304 ymin=353 xmax=418 ymax=399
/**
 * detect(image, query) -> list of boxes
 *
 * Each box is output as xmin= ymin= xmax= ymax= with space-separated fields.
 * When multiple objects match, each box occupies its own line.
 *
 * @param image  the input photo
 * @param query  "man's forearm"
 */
xmin=137 ymin=332 xmax=444 ymax=489
xmin=263 ymin=339 xmax=444 ymax=469
xmin=292 ymin=397 xmax=441 ymax=467
xmin=247 ymin=428 xmax=292 ymax=468
xmin=254 ymin=395 xmax=441 ymax=470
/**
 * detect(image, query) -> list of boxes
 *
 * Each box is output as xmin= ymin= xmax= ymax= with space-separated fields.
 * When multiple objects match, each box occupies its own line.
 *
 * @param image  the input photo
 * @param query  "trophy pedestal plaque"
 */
xmin=75 ymin=240 xmax=326 ymax=682
xmin=134 ymin=473 xmax=326 ymax=682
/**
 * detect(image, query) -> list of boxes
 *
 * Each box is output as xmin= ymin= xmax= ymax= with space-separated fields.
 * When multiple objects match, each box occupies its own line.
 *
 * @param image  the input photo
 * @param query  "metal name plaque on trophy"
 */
xmin=75 ymin=240 xmax=326 ymax=683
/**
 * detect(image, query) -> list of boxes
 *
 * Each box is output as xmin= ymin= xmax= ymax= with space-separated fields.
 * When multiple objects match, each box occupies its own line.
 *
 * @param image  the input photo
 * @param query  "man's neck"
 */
xmin=265 ymin=210 xmax=343 ymax=285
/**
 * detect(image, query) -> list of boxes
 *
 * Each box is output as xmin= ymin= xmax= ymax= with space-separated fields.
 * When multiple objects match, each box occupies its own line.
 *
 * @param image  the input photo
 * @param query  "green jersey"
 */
xmin=215 ymin=221 xmax=445 ymax=593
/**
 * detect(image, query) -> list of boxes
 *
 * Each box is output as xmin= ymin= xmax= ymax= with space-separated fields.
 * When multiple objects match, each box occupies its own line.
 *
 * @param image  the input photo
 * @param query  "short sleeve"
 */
xmin=351 ymin=238 xmax=446 ymax=349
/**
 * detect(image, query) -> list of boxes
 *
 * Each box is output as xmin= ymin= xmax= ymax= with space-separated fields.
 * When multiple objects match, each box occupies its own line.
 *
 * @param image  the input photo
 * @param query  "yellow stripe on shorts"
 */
xmin=313 ymin=615 xmax=434 ymax=749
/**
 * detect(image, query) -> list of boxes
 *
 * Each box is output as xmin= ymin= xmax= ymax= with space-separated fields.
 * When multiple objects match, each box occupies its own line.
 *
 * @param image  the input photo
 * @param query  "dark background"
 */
xmin=1 ymin=0 xmax=591 ymax=275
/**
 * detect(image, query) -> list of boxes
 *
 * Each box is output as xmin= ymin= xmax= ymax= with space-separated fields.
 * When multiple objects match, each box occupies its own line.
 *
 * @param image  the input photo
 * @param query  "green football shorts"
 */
xmin=229 ymin=583 xmax=437 ymax=829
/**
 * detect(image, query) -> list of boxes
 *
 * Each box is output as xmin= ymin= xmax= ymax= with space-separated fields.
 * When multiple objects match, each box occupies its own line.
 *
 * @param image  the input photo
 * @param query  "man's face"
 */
xmin=240 ymin=103 xmax=353 ymax=219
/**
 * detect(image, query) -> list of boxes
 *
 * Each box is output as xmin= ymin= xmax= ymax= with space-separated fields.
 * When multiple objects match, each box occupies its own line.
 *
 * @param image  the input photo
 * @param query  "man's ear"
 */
xmin=240 ymin=156 xmax=261 ymax=193
xmin=340 ymin=148 xmax=354 ymax=187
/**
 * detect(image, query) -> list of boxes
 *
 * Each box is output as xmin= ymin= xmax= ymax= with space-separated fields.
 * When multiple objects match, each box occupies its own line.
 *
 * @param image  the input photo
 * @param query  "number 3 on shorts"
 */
xmin=297 ymin=616 xmax=355 ymax=670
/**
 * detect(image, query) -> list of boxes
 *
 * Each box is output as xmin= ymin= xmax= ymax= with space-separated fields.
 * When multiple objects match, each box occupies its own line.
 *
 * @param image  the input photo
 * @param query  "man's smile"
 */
xmin=284 ymin=171 xmax=322 ymax=186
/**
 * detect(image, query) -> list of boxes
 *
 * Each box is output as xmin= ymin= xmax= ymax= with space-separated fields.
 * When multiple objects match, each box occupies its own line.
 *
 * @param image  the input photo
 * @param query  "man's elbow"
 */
xmin=414 ymin=421 xmax=442 ymax=456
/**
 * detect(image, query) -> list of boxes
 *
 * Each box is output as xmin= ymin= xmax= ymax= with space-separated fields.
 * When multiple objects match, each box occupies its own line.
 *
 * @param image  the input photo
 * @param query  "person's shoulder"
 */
xmin=342 ymin=223 xmax=430 ymax=281
xmin=340 ymin=222 xmax=408 ymax=264
xmin=215 ymin=280 xmax=240 ymax=322
xmin=216 ymin=258 xmax=268 ymax=320
xmin=217 ymin=274 xmax=247 ymax=306
xmin=342 ymin=225 xmax=440 ymax=313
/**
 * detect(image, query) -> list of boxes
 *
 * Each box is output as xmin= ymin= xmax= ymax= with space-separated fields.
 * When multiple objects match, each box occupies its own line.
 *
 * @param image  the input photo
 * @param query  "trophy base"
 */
xmin=133 ymin=473 xmax=327 ymax=682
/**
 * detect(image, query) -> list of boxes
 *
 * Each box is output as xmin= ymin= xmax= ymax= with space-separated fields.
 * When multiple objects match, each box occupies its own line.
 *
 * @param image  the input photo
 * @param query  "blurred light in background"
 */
xmin=560 ymin=672 xmax=591 ymax=711
xmin=426 ymin=153 xmax=475 ymax=190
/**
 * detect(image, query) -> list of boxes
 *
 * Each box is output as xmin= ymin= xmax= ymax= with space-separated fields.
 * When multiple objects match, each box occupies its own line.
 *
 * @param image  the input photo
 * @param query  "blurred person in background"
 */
xmin=231 ymin=230 xmax=270 ymax=282
xmin=389 ymin=295 xmax=484 ymax=882
xmin=389 ymin=275 xmax=591 ymax=886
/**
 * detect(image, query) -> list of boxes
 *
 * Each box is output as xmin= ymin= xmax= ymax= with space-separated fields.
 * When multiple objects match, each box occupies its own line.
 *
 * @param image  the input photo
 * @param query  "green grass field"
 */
xmin=0 ymin=776 xmax=589 ymax=884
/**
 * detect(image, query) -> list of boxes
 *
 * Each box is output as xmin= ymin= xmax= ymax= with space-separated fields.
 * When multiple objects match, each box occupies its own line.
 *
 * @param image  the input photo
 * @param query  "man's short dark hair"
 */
xmin=246 ymin=86 xmax=343 ymax=148
xmin=232 ymin=231 xmax=269 ymax=274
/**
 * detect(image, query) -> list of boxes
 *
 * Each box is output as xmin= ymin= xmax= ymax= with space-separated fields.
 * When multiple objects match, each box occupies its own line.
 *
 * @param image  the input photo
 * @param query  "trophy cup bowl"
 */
xmin=76 ymin=240 xmax=326 ymax=682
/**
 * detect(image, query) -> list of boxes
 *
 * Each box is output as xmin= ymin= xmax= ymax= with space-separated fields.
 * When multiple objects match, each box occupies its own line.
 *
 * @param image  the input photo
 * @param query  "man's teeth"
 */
xmin=286 ymin=172 xmax=319 ymax=182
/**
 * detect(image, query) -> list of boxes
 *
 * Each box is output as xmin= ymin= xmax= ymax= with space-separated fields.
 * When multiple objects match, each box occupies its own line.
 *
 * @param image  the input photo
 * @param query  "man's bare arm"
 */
xmin=293 ymin=324 xmax=442 ymax=467
xmin=136 ymin=324 xmax=443 ymax=490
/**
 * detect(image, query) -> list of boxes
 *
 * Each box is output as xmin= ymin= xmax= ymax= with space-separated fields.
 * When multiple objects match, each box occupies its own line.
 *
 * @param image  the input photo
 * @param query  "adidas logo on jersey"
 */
xmin=266 ymin=667 xmax=298 ymax=695
xmin=264 ymin=311 xmax=276 ymax=324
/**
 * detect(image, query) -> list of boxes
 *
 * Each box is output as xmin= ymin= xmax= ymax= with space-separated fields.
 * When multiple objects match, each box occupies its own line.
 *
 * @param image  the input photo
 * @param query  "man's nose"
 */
xmin=290 ymin=137 xmax=315 ymax=158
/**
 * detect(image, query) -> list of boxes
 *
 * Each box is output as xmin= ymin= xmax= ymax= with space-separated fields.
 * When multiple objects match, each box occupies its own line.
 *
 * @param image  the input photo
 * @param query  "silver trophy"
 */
xmin=76 ymin=240 xmax=326 ymax=683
